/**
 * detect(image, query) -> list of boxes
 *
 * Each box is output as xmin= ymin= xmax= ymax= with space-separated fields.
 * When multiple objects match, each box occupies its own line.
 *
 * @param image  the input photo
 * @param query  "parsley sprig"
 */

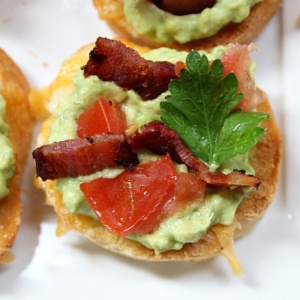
xmin=160 ymin=51 xmax=269 ymax=170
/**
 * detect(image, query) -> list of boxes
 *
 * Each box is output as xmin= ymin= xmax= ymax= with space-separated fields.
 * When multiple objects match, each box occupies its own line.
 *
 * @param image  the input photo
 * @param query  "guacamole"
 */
xmin=0 ymin=94 xmax=15 ymax=200
xmin=129 ymin=188 xmax=248 ymax=253
xmin=48 ymin=47 xmax=255 ymax=254
xmin=123 ymin=0 xmax=261 ymax=44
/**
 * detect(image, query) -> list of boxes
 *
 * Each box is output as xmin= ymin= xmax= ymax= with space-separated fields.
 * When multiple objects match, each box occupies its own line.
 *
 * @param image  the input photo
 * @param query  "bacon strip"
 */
xmin=128 ymin=121 xmax=260 ymax=188
xmin=83 ymin=37 xmax=178 ymax=100
xmin=32 ymin=134 xmax=139 ymax=181
xmin=149 ymin=0 xmax=216 ymax=16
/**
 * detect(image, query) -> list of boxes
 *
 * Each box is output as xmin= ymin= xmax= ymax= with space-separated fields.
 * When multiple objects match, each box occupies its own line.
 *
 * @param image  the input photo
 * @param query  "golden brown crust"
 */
xmin=34 ymin=40 xmax=281 ymax=271
xmin=235 ymin=96 xmax=282 ymax=238
xmin=93 ymin=0 xmax=281 ymax=51
xmin=0 ymin=49 xmax=34 ymax=263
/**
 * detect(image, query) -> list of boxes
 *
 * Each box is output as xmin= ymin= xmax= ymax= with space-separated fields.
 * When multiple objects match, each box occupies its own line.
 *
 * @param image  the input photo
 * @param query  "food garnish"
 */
xmin=161 ymin=51 xmax=269 ymax=171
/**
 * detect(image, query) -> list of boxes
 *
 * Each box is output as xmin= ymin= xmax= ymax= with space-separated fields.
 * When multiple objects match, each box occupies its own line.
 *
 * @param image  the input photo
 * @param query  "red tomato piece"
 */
xmin=175 ymin=61 xmax=186 ymax=77
xmin=80 ymin=154 xmax=177 ymax=236
xmin=174 ymin=172 xmax=206 ymax=210
xmin=220 ymin=44 xmax=264 ymax=111
xmin=76 ymin=98 xmax=127 ymax=138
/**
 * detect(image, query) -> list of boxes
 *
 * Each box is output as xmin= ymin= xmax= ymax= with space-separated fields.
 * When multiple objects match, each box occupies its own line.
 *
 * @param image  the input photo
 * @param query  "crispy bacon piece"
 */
xmin=83 ymin=37 xmax=178 ymax=100
xmin=128 ymin=121 xmax=260 ymax=188
xmin=32 ymin=134 xmax=139 ymax=181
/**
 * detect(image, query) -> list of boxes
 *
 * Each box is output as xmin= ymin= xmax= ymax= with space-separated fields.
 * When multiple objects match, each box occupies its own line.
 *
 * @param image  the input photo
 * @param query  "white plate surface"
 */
xmin=0 ymin=0 xmax=299 ymax=299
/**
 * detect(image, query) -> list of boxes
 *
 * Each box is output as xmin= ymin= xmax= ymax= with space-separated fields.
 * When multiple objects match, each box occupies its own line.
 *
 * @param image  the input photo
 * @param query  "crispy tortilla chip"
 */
xmin=0 ymin=49 xmax=34 ymax=263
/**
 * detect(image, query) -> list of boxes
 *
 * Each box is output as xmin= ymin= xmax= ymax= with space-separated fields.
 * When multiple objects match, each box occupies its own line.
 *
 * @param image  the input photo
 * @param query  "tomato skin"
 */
xmin=220 ymin=44 xmax=263 ymax=111
xmin=80 ymin=154 xmax=177 ymax=236
xmin=76 ymin=97 xmax=127 ymax=138
xmin=175 ymin=61 xmax=186 ymax=77
xmin=174 ymin=172 xmax=206 ymax=210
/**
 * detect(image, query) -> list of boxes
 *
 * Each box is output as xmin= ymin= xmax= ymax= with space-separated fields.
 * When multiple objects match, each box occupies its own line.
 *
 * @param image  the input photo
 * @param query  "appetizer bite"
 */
xmin=32 ymin=38 xmax=281 ymax=275
xmin=0 ymin=49 xmax=34 ymax=263
xmin=92 ymin=0 xmax=281 ymax=50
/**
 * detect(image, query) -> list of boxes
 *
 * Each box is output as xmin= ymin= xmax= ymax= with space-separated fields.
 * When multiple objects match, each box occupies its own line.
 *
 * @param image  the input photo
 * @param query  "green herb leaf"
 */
xmin=160 ymin=51 xmax=269 ymax=169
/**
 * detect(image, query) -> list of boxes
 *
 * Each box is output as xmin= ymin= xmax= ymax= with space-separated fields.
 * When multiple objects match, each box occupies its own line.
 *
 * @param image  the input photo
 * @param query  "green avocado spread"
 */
xmin=0 ymin=93 xmax=15 ymax=200
xmin=49 ymin=47 xmax=255 ymax=254
xmin=123 ymin=0 xmax=261 ymax=44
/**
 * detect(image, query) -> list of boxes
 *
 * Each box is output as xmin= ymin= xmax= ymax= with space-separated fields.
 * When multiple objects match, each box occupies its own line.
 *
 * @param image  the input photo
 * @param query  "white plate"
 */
xmin=0 ymin=0 xmax=299 ymax=299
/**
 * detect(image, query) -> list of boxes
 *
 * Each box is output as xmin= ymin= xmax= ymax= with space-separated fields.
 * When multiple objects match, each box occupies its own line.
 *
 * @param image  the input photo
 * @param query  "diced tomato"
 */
xmin=220 ymin=44 xmax=264 ymax=111
xmin=174 ymin=172 xmax=206 ymax=207
xmin=76 ymin=97 xmax=127 ymax=138
xmin=175 ymin=61 xmax=186 ymax=77
xmin=80 ymin=154 xmax=177 ymax=236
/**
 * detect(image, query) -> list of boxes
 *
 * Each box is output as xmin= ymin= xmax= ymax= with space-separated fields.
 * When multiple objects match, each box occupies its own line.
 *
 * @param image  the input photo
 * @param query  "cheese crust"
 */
xmin=0 ymin=49 xmax=34 ymax=263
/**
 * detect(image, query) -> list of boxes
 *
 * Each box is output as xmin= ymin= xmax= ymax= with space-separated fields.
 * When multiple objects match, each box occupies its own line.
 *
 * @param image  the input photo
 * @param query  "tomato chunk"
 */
xmin=175 ymin=172 xmax=206 ymax=203
xmin=174 ymin=61 xmax=186 ymax=77
xmin=80 ymin=155 xmax=177 ymax=236
xmin=76 ymin=98 xmax=127 ymax=138
xmin=173 ymin=172 xmax=206 ymax=211
xmin=220 ymin=44 xmax=264 ymax=111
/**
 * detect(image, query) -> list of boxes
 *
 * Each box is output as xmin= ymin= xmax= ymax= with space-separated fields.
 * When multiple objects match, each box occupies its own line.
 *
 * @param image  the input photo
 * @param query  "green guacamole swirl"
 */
xmin=0 ymin=94 xmax=15 ymax=200
xmin=123 ymin=0 xmax=261 ymax=44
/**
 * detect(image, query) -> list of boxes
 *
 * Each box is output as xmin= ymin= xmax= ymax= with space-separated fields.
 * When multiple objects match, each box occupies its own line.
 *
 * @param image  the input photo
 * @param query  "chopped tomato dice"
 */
xmin=172 ymin=172 xmax=206 ymax=212
xmin=76 ymin=97 xmax=127 ymax=138
xmin=81 ymin=155 xmax=206 ymax=236
xmin=175 ymin=61 xmax=186 ymax=77
xmin=220 ymin=44 xmax=264 ymax=111
xmin=80 ymin=155 xmax=177 ymax=236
